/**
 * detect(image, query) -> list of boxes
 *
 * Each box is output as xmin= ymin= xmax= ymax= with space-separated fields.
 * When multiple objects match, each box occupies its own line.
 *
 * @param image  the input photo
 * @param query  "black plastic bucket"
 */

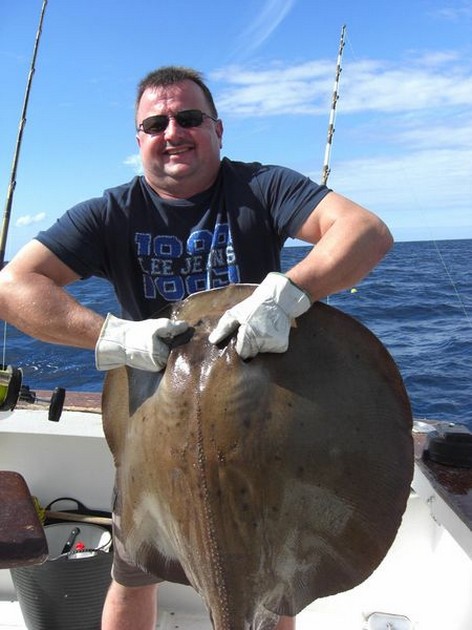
xmin=10 ymin=523 xmax=113 ymax=630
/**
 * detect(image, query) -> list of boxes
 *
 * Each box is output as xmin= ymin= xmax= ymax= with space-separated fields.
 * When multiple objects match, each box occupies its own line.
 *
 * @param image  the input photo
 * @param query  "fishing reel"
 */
xmin=0 ymin=364 xmax=65 ymax=422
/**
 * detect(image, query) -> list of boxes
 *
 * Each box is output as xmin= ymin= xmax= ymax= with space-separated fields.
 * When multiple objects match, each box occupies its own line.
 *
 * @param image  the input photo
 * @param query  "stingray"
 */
xmin=102 ymin=284 xmax=413 ymax=630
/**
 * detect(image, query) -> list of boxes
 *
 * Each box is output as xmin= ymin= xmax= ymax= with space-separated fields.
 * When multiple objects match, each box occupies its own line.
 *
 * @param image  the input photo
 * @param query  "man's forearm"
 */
xmin=0 ymin=271 xmax=104 ymax=350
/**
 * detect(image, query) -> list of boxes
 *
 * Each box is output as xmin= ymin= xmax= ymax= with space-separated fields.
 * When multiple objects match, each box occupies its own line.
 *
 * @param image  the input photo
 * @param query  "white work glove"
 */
xmin=208 ymin=272 xmax=312 ymax=359
xmin=95 ymin=314 xmax=189 ymax=372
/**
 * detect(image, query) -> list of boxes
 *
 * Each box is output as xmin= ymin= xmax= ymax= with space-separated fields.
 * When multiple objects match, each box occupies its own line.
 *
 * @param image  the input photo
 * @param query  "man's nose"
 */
xmin=164 ymin=117 xmax=184 ymax=139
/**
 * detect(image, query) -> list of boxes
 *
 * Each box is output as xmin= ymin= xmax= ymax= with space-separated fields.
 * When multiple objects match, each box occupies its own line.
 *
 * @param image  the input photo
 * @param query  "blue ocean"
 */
xmin=2 ymin=239 xmax=471 ymax=427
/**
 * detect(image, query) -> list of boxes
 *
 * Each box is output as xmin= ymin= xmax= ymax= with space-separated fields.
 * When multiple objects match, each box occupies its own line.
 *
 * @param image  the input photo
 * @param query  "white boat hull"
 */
xmin=1 ymin=406 xmax=472 ymax=629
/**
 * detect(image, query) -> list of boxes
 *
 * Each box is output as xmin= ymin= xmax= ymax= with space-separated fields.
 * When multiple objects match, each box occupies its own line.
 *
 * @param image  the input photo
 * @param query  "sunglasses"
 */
xmin=137 ymin=109 xmax=218 ymax=135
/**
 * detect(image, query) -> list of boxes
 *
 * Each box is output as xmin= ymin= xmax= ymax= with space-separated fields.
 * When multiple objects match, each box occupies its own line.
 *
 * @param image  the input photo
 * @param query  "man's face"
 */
xmin=136 ymin=80 xmax=223 ymax=199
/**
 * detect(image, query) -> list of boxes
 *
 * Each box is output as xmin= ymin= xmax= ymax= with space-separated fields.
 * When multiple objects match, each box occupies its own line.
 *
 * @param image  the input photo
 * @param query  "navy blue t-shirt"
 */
xmin=36 ymin=158 xmax=330 ymax=319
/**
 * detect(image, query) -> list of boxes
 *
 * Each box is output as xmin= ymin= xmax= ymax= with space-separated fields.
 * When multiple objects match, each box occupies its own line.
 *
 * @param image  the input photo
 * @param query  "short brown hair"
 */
xmin=135 ymin=66 xmax=218 ymax=119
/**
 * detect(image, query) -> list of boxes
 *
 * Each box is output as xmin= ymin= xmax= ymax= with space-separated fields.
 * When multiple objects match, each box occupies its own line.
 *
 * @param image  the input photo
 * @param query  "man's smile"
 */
xmin=164 ymin=145 xmax=193 ymax=156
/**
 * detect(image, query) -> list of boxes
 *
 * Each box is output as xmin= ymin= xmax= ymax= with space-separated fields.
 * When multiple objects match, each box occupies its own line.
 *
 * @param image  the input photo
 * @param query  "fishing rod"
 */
xmin=321 ymin=24 xmax=346 ymax=186
xmin=0 ymin=0 xmax=49 ymax=268
xmin=0 ymin=1 xmax=64 ymax=420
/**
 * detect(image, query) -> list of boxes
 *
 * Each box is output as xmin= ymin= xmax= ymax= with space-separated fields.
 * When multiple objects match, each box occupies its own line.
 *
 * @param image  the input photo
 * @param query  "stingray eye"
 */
xmin=167 ymin=327 xmax=195 ymax=349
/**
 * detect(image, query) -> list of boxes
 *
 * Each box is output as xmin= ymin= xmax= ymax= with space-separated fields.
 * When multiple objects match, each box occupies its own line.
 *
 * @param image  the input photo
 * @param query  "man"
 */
xmin=0 ymin=66 xmax=393 ymax=629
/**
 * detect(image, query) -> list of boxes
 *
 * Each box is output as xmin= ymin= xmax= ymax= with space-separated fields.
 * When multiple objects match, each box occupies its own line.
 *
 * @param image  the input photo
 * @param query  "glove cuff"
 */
xmin=95 ymin=313 xmax=127 ymax=371
xmin=263 ymin=272 xmax=312 ymax=318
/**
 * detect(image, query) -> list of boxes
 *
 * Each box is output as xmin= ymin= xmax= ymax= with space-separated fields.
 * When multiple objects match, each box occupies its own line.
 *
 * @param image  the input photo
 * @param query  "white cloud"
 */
xmin=123 ymin=154 xmax=143 ymax=174
xmin=212 ymin=53 xmax=472 ymax=117
xmin=433 ymin=1 xmax=472 ymax=21
xmin=15 ymin=212 xmax=46 ymax=227
xmin=387 ymin=112 xmax=472 ymax=151
xmin=233 ymin=0 xmax=297 ymax=59
xmin=327 ymin=147 xmax=471 ymax=209
xmin=341 ymin=61 xmax=472 ymax=114
xmin=318 ymin=144 xmax=472 ymax=242
xmin=212 ymin=61 xmax=332 ymax=115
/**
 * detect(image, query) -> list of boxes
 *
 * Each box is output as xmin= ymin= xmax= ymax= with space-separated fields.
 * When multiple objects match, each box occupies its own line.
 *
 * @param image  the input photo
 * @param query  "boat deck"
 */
xmin=0 ymin=597 xmax=354 ymax=629
xmin=0 ymin=600 xmax=215 ymax=630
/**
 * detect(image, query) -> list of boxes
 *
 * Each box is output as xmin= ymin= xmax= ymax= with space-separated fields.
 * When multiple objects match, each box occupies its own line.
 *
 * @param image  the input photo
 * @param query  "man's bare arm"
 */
xmin=286 ymin=191 xmax=393 ymax=300
xmin=0 ymin=240 xmax=105 ymax=349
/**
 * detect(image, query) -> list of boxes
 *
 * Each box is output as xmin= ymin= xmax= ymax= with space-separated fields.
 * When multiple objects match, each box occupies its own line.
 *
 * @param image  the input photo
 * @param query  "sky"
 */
xmin=1 ymin=0 xmax=471 ymax=258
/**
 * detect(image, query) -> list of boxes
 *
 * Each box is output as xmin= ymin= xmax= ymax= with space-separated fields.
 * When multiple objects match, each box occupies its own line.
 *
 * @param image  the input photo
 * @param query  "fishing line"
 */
xmin=2 ymin=322 xmax=7 ymax=367
xmin=431 ymin=240 xmax=472 ymax=328
xmin=392 ymin=168 xmax=471 ymax=330
xmin=342 ymin=31 xmax=471 ymax=331
xmin=396 ymin=180 xmax=471 ymax=333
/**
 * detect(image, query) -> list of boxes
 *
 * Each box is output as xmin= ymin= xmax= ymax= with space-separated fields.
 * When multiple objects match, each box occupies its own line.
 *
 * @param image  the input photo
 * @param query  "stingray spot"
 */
xmin=243 ymin=418 xmax=251 ymax=429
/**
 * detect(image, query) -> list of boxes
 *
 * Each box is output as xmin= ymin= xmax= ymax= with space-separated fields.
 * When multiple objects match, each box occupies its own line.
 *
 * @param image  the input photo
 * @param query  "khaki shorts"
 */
xmin=111 ymin=486 xmax=163 ymax=587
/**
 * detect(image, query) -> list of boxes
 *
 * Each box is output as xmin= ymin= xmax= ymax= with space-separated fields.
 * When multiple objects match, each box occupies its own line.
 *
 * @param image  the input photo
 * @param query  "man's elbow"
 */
xmin=369 ymin=215 xmax=394 ymax=263
xmin=0 ymin=267 xmax=18 ymax=321
xmin=378 ymin=219 xmax=394 ymax=254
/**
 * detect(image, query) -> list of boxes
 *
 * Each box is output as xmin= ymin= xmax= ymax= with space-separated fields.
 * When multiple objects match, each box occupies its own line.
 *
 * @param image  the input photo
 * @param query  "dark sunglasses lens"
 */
xmin=140 ymin=110 xmax=207 ymax=133
xmin=142 ymin=116 xmax=168 ymax=134
xmin=176 ymin=110 xmax=204 ymax=128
